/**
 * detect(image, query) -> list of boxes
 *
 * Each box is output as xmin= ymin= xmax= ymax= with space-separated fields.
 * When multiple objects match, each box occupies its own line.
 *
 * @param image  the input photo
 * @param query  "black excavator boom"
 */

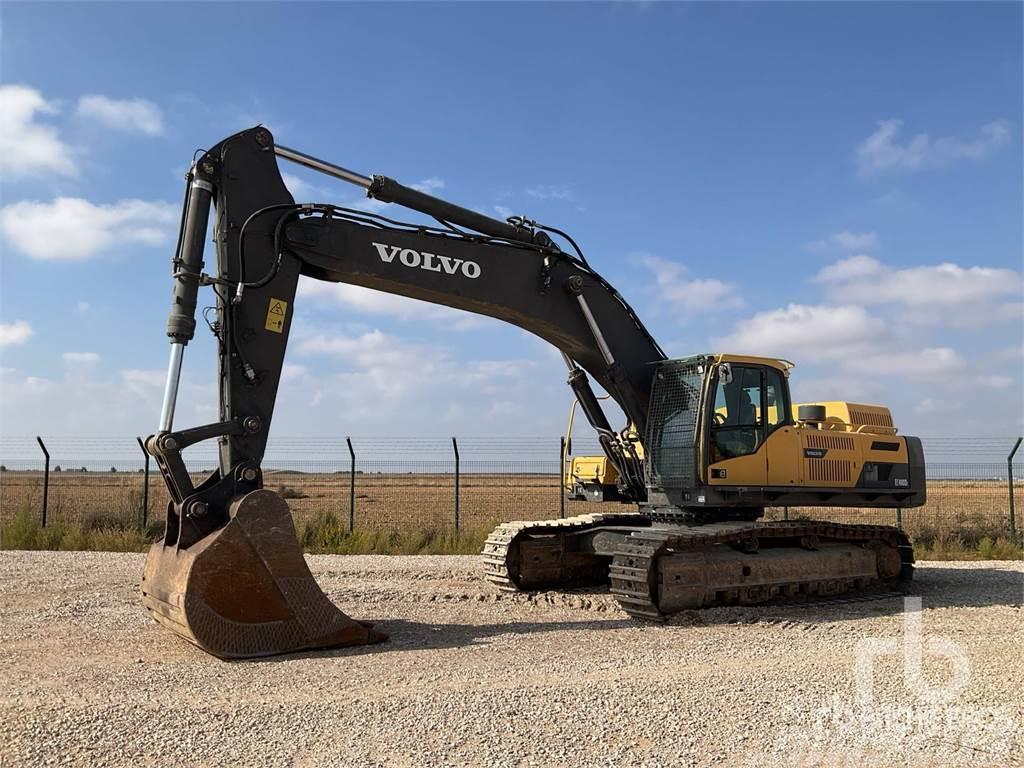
xmin=144 ymin=127 xmax=663 ymax=657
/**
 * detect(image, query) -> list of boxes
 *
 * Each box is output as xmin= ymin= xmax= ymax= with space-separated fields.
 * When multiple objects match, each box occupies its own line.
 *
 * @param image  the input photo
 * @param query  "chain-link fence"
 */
xmin=1 ymin=435 xmax=1021 ymax=543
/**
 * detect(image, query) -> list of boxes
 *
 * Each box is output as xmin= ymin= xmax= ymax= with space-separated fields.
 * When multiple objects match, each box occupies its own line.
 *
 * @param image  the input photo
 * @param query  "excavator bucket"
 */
xmin=141 ymin=488 xmax=386 ymax=658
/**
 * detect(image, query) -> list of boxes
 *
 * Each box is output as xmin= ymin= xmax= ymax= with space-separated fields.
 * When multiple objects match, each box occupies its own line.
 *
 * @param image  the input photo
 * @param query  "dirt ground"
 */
xmin=0 ymin=552 xmax=1021 ymax=767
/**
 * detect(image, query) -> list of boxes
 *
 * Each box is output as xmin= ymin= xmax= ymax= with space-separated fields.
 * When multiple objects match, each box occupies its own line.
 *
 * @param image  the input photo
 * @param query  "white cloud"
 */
xmin=62 ymin=352 xmax=100 ymax=363
xmin=297 ymin=329 xmax=456 ymax=401
xmin=297 ymin=277 xmax=486 ymax=330
xmin=411 ymin=177 xmax=445 ymax=194
xmin=808 ymin=231 xmax=878 ymax=252
xmin=0 ymin=364 xmax=216 ymax=435
xmin=281 ymin=364 xmax=307 ymax=383
xmin=279 ymin=170 xmax=349 ymax=203
xmin=119 ymin=369 xmax=167 ymax=403
xmin=857 ymin=119 xmax=1011 ymax=174
xmin=494 ymin=205 xmax=513 ymax=220
xmin=76 ymin=302 xmax=91 ymax=314
xmin=120 ymin=369 xmax=165 ymax=387
xmin=282 ymin=323 xmax=568 ymax=434
xmin=995 ymin=302 xmax=1024 ymax=322
xmin=814 ymin=254 xmax=883 ymax=283
xmin=791 ymin=374 xmax=886 ymax=404
xmin=995 ymin=345 xmax=1024 ymax=361
xmin=0 ymin=197 xmax=177 ymax=260
xmin=76 ymin=95 xmax=163 ymax=136
xmin=280 ymin=172 xmax=319 ymax=201
xmin=814 ymin=256 xmax=1022 ymax=322
xmin=715 ymin=303 xmax=884 ymax=361
xmin=635 ymin=253 xmax=741 ymax=312
xmin=299 ymin=329 xmax=439 ymax=369
xmin=977 ymin=375 xmax=1014 ymax=389
xmin=0 ymin=321 xmax=33 ymax=347
xmin=842 ymin=347 xmax=964 ymax=380
xmin=1 ymin=332 xmax=572 ymax=436
xmin=0 ymin=85 xmax=76 ymax=178
xmin=351 ymin=197 xmax=390 ymax=214
xmin=914 ymin=398 xmax=960 ymax=415
xmin=716 ymin=303 xmax=972 ymax=389
xmin=526 ymin=185 xmax=572 ymax=201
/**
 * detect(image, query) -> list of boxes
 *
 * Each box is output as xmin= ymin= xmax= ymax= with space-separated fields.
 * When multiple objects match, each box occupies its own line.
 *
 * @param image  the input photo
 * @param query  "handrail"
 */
xmin=797 ymin=417 xmax=898 ymax=436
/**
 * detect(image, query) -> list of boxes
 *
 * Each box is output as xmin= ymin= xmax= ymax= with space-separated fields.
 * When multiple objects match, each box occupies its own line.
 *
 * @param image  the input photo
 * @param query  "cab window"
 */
xmin=710 ymin=365 xmax=763 ymax=460
xmin=765 ymin=366 xmax=789 ymax=435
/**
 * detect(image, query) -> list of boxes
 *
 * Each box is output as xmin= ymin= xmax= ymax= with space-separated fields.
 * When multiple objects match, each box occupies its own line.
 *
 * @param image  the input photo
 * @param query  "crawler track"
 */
xmin=482 ymin=512 xmax=650 ymax=591
xmin=609 ymin=521 xmax=914 ymax=621
xmin=484 ymin=516 xmax=913 ymax=620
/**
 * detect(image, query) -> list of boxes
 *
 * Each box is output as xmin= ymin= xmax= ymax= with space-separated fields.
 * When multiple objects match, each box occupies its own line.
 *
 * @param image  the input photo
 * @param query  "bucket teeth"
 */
xmin=142 ymin=488 xmax=385 ymax=659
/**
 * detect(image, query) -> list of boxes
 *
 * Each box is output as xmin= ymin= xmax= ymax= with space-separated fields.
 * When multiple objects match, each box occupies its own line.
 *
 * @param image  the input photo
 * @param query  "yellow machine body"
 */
xmin=706 ymin=421 xmax=910 ymax=488
xmin=792 ymin=401 xmax=897 ymax=434
xmin=568 ymin=353 xmax=925 ymax=509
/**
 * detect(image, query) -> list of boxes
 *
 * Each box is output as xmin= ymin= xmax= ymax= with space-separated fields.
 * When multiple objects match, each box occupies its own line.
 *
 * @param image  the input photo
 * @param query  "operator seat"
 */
xmin=712 ymin=388 xmax=760 ymax=460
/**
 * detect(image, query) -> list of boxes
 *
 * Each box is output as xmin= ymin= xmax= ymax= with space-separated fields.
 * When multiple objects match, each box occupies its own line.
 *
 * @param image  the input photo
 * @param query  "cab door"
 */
xmin=706 ymin=364 xmax=768 ymax=486
xmin=762 ymin=366 xmax=801 ymax=487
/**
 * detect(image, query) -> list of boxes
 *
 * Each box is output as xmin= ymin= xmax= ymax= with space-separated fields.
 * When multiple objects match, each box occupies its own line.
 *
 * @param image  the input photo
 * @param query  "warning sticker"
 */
xmin=265 ymin=298 xmax=288 ymax=333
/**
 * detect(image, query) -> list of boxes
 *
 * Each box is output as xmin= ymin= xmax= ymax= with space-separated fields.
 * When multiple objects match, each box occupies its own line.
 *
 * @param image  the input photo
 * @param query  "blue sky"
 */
xmin=1 ymin=1 xmax=1021 ymax=441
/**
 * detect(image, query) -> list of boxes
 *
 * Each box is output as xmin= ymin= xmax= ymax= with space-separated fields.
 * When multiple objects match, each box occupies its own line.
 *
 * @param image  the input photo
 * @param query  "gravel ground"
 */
xmin=0 ymin=552 xmax=1021 ymax=767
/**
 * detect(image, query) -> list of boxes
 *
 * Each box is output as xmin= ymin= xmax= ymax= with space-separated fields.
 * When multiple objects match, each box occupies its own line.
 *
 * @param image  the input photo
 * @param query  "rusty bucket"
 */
xmin=141 ymin=488 xmax=385 ymax=658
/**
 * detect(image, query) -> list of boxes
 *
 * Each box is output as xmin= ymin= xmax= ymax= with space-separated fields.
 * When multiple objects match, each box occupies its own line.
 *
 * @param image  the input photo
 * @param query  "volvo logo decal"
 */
xmin=372 ymin=242 xmax=481 ymax=279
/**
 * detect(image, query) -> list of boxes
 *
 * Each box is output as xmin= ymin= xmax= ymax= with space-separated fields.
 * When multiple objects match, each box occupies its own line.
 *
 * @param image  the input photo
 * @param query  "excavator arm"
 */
xmin=154 ymin=127 xmax=665 ymax=518
xmin=143 ymin=126 xmax=663 ymax=657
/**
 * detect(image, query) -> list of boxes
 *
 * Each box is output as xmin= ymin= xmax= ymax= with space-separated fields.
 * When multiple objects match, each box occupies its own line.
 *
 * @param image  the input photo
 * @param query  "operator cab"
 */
xmin=645 ymin=354 xmax=794 ymax=492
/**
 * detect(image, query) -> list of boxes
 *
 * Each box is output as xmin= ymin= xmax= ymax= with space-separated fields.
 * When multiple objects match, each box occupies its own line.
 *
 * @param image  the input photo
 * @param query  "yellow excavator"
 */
xmin=142 ymin=127 xmax=925 ymax=658
xmin=563 ymin=360 xmax=909 ymax=504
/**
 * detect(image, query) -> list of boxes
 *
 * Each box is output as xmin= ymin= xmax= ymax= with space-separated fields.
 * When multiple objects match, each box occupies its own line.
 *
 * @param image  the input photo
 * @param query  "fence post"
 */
xmin=136 ymin=437 xmax=150 ymax=530
xmin=559 ymin=436 xmax=566 ymax=519
xmin=783 ymin=506 xmax=789 ymax=521
xmin=36 ymin=436 xmax=49 ymax=528
xmin=452 ymin=437 xmax=460 ymax=532
xmin=895 ymin=506 xmax=902 ymax=529
xmin=1008 ymin=437 xmax=1022 ymax=544
xmin=346 ymin=437 xmax=355 ymax=532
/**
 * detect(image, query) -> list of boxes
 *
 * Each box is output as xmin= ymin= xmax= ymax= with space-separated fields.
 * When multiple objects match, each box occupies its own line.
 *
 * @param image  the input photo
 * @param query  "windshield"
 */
xmin=645 ymin=358 xmax=706 ymax=490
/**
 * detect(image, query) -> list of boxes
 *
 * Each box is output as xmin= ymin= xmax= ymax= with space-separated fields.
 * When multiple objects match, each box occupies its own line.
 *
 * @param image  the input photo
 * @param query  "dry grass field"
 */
xmin=1 ymin=470 xmax=1020 ymax=555
xmin=0 ymin=470 xmax=601 ymax=531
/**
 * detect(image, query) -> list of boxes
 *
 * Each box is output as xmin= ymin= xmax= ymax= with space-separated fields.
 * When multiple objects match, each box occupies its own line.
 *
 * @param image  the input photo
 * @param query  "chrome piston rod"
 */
xmin=159 ymin=342 xmax=185 ymax=432
xmin=274 ymin=144 xmax=372 ymax=189
xmin=159 ymin=168 xmax=213 ymax=435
